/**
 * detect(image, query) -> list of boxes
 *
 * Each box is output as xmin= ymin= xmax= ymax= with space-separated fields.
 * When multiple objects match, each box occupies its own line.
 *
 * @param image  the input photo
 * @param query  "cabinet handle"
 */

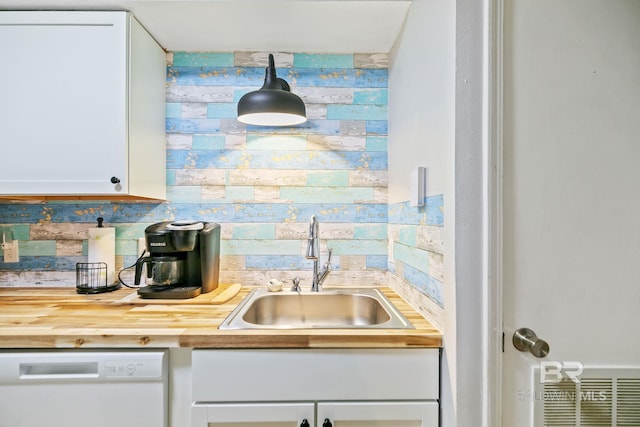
xmin=110 ymin=176 xmax=120 ymax=184
xmin=322 ymin=419 xmax=333 ymax=427
xmin=300 ymin=419 xmax=310 ymax=427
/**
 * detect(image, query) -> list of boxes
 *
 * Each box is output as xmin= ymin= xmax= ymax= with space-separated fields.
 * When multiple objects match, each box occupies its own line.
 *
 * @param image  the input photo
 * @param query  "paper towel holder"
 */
xmin=88 ymin=217 xmax=117 ymax=286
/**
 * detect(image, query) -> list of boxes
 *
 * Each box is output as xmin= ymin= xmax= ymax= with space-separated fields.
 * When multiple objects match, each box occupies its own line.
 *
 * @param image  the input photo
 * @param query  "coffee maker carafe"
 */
xmin=135 ymin=221 xmax=220 ymax=299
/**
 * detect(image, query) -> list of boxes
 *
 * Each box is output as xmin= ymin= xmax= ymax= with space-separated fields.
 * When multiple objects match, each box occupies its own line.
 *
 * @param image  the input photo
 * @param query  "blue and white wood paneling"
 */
xmin=0 ymin=52 xmax=391 ymax=291
xmin=0 ymin=51 xmax=445 ymax=312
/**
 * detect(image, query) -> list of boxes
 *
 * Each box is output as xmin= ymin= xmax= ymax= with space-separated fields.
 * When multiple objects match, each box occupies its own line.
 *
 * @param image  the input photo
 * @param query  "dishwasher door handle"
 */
xmin=19 ymin=362 xmax=99 ymax=379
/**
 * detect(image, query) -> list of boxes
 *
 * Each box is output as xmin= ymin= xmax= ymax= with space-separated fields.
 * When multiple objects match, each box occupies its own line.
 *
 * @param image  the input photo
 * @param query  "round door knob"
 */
xmin=110 ymin=176 xmax=120 ymax=184
xmin=513 ymin=327 xmax=550 ymax=358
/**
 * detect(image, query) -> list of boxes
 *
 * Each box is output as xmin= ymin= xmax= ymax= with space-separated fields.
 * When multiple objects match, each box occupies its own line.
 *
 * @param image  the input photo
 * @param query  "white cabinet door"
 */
xmin=318 ymin=402 xmax=439 ymax=427
xmin=0 ymin=11 xmax=166 ymax=199
xmin=0 ymin=12 xmax=128 ymax=195
xmin=192 ymin=403 xmax=315 ymax=427
xmin=191 ymin=402 xmax=438 ymax=427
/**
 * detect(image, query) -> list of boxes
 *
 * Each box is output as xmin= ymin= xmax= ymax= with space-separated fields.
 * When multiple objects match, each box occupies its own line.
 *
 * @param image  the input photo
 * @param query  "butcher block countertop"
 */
xmin=0 ymin=285 xmax=442 ymax=349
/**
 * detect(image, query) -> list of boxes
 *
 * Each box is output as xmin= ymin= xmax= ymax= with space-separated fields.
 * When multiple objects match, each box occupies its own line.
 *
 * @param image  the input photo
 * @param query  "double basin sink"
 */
xmin=219 ymin=288 xmax=413 ymax=330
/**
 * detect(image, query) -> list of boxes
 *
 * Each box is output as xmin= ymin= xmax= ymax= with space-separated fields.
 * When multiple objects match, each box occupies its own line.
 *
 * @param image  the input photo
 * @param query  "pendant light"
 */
xmin=237 ymin=54 xmax=307 ymax=126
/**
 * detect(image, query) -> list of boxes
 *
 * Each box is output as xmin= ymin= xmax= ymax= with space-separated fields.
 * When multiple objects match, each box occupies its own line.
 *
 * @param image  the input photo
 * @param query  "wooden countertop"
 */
xmin=0 ymin=285 xmax=442 ymax=349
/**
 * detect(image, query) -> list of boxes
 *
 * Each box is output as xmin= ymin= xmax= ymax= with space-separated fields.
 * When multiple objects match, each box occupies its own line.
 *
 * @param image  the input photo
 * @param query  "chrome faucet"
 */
xmin=306 ymin=215 xmax=332 ymax=292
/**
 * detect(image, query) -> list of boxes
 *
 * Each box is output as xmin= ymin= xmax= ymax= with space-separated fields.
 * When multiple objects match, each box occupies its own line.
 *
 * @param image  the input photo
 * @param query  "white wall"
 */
xmin=388 ymin=0 xmax=456 ymax=425
xmin=389 ymin=0 xmax=455 ymax=202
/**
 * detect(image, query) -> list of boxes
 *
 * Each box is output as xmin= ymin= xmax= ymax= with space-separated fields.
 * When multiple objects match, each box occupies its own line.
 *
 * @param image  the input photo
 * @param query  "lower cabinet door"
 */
xmin=191 ymin=401 xmax=438 ymax=427
xmin=191 ymin=403 xmax=315 ymax=427
xmin=317 ymin=401 xmax=439 ymax=427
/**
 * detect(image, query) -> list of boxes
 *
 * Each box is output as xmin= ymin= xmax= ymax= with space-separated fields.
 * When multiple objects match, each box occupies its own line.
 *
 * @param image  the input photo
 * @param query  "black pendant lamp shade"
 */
xmin=237 ymin=54 xmax=307 ymax=126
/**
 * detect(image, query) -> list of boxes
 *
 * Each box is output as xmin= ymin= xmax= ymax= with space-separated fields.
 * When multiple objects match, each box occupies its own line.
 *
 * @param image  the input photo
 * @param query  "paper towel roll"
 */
xmin=88 ymin=227 xmax=116 ymax=285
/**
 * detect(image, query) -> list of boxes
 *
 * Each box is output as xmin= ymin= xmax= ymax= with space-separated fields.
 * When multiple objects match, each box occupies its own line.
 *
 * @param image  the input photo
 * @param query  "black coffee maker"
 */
xmin=135 ymin=221 xmax=221 ymax=299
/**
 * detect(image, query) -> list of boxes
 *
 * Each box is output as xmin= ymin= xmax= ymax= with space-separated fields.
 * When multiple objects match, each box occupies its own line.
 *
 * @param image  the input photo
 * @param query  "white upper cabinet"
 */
xmin=0 ymin=11 xmax=166 ymax=200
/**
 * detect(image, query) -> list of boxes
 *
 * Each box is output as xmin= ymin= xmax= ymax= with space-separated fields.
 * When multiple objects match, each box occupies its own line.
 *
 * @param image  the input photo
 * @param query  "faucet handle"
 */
xmin=291 ymin=277 xmax=301 ymax=292
xmin=325 ymin=248 xmax=333 ymax=267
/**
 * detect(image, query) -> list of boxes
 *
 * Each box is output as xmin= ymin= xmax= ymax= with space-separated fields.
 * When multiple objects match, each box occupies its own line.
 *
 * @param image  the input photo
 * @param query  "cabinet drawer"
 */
xmin=192 ymin=349 xmax=439 ymax=401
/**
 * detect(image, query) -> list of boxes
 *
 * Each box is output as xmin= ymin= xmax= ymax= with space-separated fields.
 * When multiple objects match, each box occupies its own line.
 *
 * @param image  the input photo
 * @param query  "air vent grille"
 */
xmin=544 ymin=379 xmax=577 ymax=426
xmin=535 ymin=367 xmax=640 ymax=427
xmin=617 ymin=378 xmax=640 ymax=426
xmin=580 ymin=379 xmax=612 ymax=427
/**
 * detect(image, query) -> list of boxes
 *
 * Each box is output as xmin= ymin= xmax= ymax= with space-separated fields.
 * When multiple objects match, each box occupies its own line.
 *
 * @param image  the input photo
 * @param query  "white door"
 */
xmin=501 ymin=1 xmax=640 ymax=426
xmin=317 ymin=402 xmax=439 ymax=427
xmin=191 ymin=403 xmax=315 ymax=427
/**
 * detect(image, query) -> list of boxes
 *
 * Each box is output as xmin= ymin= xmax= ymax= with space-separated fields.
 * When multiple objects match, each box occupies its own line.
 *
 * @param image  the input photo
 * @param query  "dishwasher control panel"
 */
xmin=105 ymin=359 xmax=161 ymax=378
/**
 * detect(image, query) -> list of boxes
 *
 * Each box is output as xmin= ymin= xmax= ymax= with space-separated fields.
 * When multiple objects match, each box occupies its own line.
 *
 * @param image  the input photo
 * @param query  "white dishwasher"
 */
xmin=0 ymin=350 xmax=167 ymax=427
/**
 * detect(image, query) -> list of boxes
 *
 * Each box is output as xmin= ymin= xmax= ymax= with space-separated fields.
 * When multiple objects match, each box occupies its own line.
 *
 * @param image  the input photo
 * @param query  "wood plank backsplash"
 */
xmin=0 ymin=51 xmax=444 ymax=319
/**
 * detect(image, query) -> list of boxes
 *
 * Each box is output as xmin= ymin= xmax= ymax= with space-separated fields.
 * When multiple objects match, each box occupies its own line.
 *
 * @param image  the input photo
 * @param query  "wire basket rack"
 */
xmin=76 ymin=262 xmax=121 ymax=294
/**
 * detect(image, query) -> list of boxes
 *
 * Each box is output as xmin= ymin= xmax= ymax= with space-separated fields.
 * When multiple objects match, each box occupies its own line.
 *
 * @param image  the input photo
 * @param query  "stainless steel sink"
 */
xmin=219 ymin=288 xmax=413 ymax=329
